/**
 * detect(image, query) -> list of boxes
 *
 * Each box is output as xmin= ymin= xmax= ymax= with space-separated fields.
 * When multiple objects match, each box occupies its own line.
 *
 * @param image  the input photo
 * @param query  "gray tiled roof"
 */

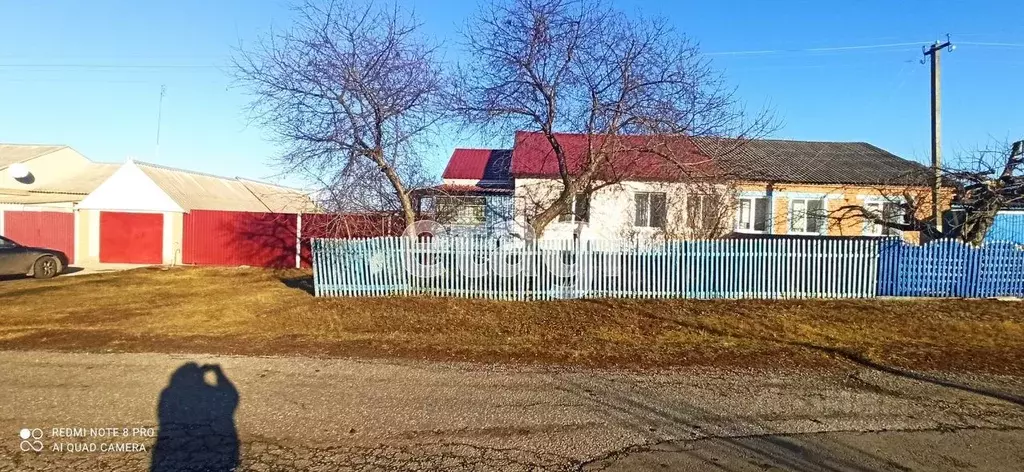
xmin=0 ymin=144 xmax=67 ymax=169
xmin=693 ymin=138 xmax=931 ymax=185
xmin=135 ymin=161 xmax=315 ymax=213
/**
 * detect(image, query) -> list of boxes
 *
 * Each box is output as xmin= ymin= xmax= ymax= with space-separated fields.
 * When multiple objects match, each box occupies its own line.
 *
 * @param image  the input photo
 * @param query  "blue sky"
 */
xmin=1 ymin=0 xmax=1022 ymax=188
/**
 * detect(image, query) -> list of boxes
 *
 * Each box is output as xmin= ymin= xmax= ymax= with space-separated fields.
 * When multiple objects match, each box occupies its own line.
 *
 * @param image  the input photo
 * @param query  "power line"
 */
xmin=706 ymin=39 xmax=1024 ymax=57
xmin=706 ymin=41 xmax=930 ymax=56
xmin=958 ymin=41 xmax=1024 ymax=48
xmin=0 ymin=63 xmax=221 ymax=69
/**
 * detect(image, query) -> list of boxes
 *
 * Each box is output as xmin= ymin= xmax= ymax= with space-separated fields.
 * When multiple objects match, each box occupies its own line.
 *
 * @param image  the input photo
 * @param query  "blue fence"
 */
xmin=878 ymin=239 xmax=1024 ymax=297
xmin=313 ymin=237 xmax=1024 ymax=299
xmin=312 ymin=237 xmax=881 ymax=299
xmin=987 ymin=212 xmax=1024 ymax=245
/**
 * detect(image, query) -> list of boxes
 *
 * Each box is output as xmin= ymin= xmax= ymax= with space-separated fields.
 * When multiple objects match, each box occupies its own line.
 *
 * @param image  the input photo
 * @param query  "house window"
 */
xmin=436 ymin=196 xmax=486 ymax=226
xmin=686 ymin=193 xmax=722 ymax=229
xmin=863 ymin=201 xmax=903 ymax=236
xmin=736 ymin=197 xmax=770 ymax=232
xmin=559 ymin=193 xmax=590 ymax=223
xmin=634 ymin=192 xmax=667 ymax=228
xmin=789 ymin=198 xmax=826 ymax=234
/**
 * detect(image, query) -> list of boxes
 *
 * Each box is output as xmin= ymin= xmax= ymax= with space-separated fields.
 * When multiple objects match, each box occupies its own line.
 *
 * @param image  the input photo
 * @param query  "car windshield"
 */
xmin=0 ymin=236 xmax=19 ymax=248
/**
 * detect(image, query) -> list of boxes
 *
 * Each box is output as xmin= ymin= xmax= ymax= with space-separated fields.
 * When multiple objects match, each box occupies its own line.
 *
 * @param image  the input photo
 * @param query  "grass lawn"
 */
xmin=1 ymin=266 xmax=1022 ymax=374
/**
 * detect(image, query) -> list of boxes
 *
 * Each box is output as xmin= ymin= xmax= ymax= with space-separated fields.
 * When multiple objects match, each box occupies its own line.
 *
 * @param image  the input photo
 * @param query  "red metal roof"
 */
xmin=509 ymin=131 xmax=717 ymax=181
xmin=418 ymin=184 xmax=514 ymax=195
xmin=442 ymin=149 xmax=513 ymax=181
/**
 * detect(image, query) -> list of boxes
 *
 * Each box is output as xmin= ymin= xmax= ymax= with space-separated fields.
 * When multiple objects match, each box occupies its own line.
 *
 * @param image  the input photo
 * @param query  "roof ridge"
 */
xmin=0 ymin=143 xmax=69 ymax=148
xmin=235 ymin=177 xmax=308 ymax=193
xmin=0 ymin=144 xmax=73 ymax=168
xmin=133 ymin=160 xmax=239 ymax=181
xmin=133 ymin=160 xmax=302 ymax=192
xmin=514 ymin=130 xmax=880 ymax=146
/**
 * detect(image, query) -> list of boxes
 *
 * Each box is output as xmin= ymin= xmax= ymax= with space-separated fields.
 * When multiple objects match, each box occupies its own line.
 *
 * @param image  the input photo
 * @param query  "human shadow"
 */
xmin=150 ymin=363 xmax=240 ymax=472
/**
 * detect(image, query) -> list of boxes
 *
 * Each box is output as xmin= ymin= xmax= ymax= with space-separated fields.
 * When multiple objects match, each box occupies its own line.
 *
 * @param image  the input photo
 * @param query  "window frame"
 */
xmin=634 ymin=191 xmax=667 ymax=228
xmin=788 ymin=197 xmax=827 ymax=235
xmin=735 ymin=196 xmax=770 ymax=233
xmin=558 ymin=193 xmax=590 ymax=223
xmin=862 ymin=200 xmax=903 ymax=237
xmin=435 ymin=195 xmax=487 ymax=227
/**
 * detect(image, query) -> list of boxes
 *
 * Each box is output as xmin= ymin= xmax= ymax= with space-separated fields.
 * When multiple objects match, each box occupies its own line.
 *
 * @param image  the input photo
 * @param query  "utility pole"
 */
xmin=156 ymin=84 xmax=167 ymax=160
xmin=922 ymin=36 xmax=954 ymax=234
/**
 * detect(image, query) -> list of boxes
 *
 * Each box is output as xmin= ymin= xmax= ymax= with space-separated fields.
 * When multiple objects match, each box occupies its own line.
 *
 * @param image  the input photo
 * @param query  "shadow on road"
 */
xmin=151 ymin=362 xmax=240 ymax=472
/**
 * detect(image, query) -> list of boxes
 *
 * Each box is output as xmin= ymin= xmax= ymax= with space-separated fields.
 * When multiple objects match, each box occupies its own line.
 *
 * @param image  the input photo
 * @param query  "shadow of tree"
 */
xmin=586 ymin=299 xmax=1024 ymax=409
xmin=279 ymin=274 xmax=314 ymax=295
xmin=151 ymin=362 xmax=240 ymax=472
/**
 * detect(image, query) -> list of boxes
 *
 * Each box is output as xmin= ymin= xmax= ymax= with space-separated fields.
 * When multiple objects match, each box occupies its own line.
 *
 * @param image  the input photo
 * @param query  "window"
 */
xmin=0 ymin=236 xmax=17 ymax=248
xmin=559 ymin=193 xmax=590 ymax=223
xmin=736 ymin=197 xmax=770 ymax=232
xmin=789 ymin=198 xmax=826 ymax=234
xmin=436 ymin=196 xmax=486 ymax=226
xmin=634 ymin=192 xmax=667 ymax=228
xmin=863 ymin=201 xmax=903 ymax=236
xmin=686 ymin=193 xmax=721 ymax=229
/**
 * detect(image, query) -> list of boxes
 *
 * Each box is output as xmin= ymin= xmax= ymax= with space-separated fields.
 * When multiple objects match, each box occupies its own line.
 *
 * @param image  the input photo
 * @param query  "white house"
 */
xmin=420 ymin=131 xmax=935 ymax=243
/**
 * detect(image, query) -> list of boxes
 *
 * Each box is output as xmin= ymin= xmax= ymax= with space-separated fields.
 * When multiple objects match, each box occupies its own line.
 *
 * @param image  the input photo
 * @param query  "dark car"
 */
xmin=0 ymin=235 xmax=68 ymax=279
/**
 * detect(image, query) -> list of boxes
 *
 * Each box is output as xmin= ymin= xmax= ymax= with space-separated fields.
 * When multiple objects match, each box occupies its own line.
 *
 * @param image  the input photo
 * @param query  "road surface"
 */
xmin=1 ymin=350 xmax=1022 ymax=471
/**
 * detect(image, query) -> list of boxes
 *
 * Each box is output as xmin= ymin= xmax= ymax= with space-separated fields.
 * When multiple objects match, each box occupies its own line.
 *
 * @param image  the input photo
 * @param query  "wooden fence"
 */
xmin=878 ymin=239 xmax=1024 ymax=297
xmin=312 ymin=237 xmax=881 ymax=299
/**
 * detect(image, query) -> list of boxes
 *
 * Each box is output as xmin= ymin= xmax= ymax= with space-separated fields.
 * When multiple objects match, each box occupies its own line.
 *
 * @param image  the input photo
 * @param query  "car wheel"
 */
xmin=33 ymin=256 xmax=61 ymax=279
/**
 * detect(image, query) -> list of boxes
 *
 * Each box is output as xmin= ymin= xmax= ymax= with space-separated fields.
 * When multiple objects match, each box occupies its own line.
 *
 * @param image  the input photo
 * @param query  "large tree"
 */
xmin=453 ymin=0 xmax=771 ymax=237
xmin=234 ymin=0 xmax=444 ymax=227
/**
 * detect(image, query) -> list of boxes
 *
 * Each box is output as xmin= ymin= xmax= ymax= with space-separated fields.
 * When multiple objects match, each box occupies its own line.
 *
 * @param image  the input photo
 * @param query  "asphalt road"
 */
xmin=1 ymin=350 xmax=1022 ymax=471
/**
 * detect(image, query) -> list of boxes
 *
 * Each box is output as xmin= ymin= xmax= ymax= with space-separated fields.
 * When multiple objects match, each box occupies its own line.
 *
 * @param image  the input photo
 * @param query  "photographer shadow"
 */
xmin=151 ymin=362 xmax=240 ymax=472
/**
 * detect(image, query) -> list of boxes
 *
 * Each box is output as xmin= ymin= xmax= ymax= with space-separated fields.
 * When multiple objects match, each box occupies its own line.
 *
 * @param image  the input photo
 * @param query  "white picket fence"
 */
xmin=312 ymin=237 xmax=881 ymax=300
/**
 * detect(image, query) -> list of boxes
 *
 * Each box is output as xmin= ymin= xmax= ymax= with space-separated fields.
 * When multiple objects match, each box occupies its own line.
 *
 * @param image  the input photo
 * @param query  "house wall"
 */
xmin=514 ymin=178 xmax=694 ymax=241
xmin=514 ymin=178 xmax=948 ymax=242
xmin=76 ymin=210 xmax=96 ymax=264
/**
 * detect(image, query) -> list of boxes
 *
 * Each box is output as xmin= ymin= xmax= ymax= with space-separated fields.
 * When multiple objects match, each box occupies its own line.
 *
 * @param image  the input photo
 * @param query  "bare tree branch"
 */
xmin=452 ymin=0 xmax=775 ymax=237
xmin=234 ymin=0 xmax=445 ymax=227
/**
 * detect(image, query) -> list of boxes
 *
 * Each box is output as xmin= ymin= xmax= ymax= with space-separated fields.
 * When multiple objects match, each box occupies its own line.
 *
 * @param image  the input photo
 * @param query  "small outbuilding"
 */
xmin=1 ymin=144 xmax=314 ymax=266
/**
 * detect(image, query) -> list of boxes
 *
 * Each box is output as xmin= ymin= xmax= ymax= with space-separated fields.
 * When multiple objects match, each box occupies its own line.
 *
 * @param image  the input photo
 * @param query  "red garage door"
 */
xmin=3 ymin=211 xmax=75 ymax=263
xmin=99 ymin=212 xmax=163 ymax=264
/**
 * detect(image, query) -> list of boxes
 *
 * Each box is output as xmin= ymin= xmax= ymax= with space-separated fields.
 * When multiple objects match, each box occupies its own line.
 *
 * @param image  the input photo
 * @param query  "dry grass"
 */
xmin=1 ymin=266 xmax=1022 ymax=374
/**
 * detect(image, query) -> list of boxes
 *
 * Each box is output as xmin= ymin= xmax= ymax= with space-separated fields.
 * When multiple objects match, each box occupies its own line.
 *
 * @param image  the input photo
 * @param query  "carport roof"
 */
xmin=0 ymin=144 xmax=68 ymax=169
xmin=0 ymin=162 xmax=119 ymax=205
xmin=135 ymin=161 xmax=315 ymax=213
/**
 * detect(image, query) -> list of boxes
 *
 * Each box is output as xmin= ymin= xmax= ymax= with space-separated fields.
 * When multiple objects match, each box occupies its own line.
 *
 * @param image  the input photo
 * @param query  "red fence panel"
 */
xmin=183 ymin=210 xmax=298 ymax=268
xmin=3 ymin=211 xmax=75 ymax=263
xmin=299 ymin=213 xmax=404 ymax=267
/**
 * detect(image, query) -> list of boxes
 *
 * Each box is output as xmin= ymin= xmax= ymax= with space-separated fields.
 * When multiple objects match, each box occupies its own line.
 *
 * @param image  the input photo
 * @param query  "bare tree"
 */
xmin=234 ymin=0 xmax=445 ymax=227
xmin=452 ymin=0 xmax=772 ymax=237
xmin=832 ymin=140 xmax=1024 ymax=245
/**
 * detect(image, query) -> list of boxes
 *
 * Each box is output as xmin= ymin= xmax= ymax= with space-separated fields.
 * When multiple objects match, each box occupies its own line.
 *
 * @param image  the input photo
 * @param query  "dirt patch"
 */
xmin=1 ymin=266 xmax=1022 ymax=374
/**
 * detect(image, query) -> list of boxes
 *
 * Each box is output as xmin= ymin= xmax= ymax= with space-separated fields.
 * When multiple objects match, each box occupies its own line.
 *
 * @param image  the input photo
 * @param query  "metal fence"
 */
xmin=878 ymin=239 xmax=1024 ymax=297
xmin=312 ymin=237 xmax=881 ymax=299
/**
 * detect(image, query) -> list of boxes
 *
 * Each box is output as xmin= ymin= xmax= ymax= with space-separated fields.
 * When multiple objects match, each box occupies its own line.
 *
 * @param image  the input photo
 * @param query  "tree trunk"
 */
xmin=372 ymin=152 xmax=417 ymax=230
xmin=529 ymin=187 xmax=575 ymax=239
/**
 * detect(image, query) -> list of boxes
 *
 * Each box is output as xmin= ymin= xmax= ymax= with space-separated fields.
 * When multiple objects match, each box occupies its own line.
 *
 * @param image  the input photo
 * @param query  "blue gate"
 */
xmin=878 ymin=239 xmax=1024 ymax=297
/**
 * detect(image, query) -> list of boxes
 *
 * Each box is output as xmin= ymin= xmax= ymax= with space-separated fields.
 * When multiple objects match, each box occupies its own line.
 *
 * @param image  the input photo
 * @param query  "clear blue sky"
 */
xmin=1 ymin=0 xmax=1022 ymax=188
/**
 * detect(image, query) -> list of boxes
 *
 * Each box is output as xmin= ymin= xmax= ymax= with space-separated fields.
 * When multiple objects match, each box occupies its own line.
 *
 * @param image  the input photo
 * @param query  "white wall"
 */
xmin=514 ymin=178 xmax=701 ymax=241
xmin=77 ymin=161 xmax=184 ymax=213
